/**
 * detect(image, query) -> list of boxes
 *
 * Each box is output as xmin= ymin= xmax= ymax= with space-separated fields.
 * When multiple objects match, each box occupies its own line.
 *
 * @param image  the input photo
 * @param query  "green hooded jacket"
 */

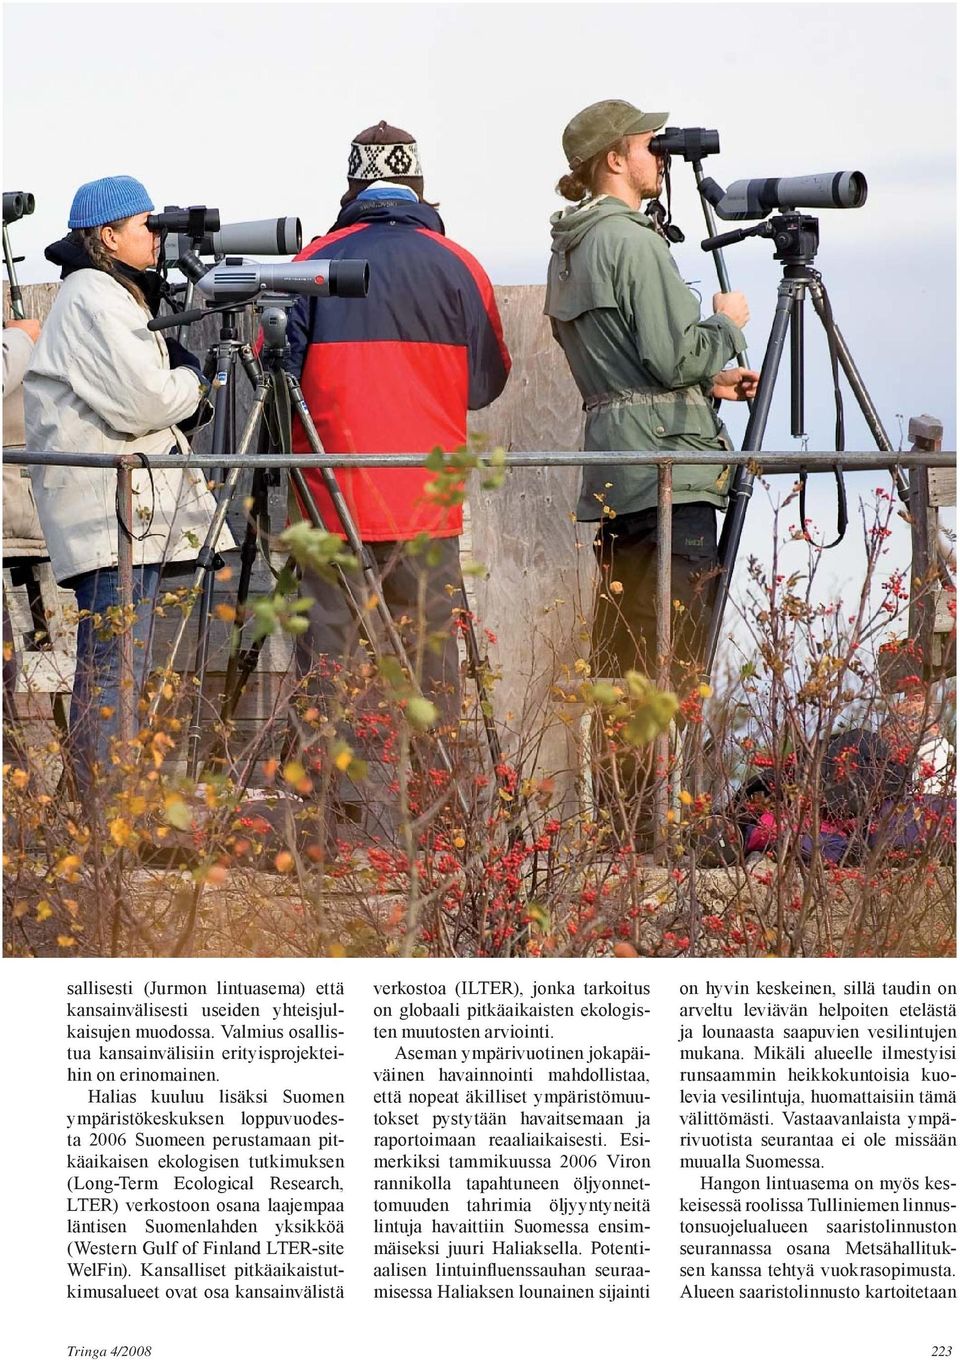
xmin=545 ymin=195 xmax=745 ymax=520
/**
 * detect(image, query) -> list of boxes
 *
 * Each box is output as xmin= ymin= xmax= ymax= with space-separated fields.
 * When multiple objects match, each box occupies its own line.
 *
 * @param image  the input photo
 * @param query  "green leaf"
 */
xmin=377 ymin=656 xmax=408 ymax=693
xmin=275 ymin=567 xmax=300 ymax=595
xmin=527 ymin=901 xmax=551 ymax=931
xmin=406 ymin=696 xmax=438 ymax=731
xmin=164 ymin=796 xmax=193 ymax=831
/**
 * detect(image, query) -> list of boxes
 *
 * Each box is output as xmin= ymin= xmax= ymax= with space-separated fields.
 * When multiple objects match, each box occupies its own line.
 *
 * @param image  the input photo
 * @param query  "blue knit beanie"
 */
xmin=68 ymin=176 xmax=154 ymax=229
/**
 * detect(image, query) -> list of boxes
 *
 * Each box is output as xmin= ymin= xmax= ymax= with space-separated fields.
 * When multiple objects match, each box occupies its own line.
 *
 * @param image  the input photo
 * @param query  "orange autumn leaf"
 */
xmin=109 ymin=817 xmax=137 ymax=848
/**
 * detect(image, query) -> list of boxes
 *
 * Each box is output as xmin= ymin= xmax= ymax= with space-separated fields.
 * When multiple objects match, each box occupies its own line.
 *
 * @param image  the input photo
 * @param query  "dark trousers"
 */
xmin=591 ymin=505 xmax=719 ymax=844
xmin=294 ymin=537 xmax=463 ymax=827
xmin=2 ymin=592 xmax=22 ymax=762
xmin=67 ymin=564 xmax=162 ymax=794
xmin=592 ymin=503 xmax=719 ymax=692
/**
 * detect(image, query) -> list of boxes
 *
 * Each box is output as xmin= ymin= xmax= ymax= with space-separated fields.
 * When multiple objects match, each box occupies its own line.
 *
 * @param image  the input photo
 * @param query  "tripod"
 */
xmin=700 ymin=210 xmax=936 ymax=677
xmin=149 ymin=296 xmax=512 ymax=828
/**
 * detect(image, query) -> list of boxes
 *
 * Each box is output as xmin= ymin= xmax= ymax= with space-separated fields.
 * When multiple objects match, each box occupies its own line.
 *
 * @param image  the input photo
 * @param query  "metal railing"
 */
xmin=4 ymin=445 xmax=955 ymax=754
xmin=8 ymin=448 xmax=954 ymax=470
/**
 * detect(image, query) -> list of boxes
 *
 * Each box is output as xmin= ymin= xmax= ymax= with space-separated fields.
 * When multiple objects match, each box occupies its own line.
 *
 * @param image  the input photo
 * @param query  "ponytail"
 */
xmin=555 ymin=138 xmax=631 ymax=203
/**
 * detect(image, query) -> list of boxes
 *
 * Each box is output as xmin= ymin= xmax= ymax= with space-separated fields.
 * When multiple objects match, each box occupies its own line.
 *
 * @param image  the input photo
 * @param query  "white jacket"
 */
xmin=3 ymin=325 xmax=47 ymax=556
xmin=24 ymin=268 xmax=233 ymax=583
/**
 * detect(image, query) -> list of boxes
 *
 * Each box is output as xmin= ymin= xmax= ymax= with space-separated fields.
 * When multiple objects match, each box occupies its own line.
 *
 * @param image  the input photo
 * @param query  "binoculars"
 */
xmin=3 ymin=190 xmax=35 ymax=225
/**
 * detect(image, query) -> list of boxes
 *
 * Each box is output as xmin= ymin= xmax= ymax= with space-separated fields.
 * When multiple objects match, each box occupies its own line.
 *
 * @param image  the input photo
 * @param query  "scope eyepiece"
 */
xmin=649 ymin=128 xmax=720 ymax=162
xmin=176 ymin=250 xmax=212 ymax=285
xmin=3 ymin=190 xmax=36 ymax=225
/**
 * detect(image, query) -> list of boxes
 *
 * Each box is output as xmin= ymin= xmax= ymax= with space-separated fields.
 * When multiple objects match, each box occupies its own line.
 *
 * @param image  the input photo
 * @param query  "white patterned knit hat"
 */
xmin=342 ymin=120 xmax=424 ymax=206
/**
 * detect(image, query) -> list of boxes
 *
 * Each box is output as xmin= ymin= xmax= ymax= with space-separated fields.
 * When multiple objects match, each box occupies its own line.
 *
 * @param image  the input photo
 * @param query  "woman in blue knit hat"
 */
xmin=23 ymin=175 xmax=234 ymax=795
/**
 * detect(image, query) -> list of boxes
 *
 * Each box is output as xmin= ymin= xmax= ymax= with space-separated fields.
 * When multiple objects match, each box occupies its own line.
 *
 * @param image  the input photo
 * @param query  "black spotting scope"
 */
xmin=700 ymin=172 xmax=868 ymax=221
xmin=3 ymin=191 xmax=35 ymax=225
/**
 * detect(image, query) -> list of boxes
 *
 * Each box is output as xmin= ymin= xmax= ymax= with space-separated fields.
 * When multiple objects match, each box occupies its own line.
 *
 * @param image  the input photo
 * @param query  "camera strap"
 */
xmin=646 ymin=158 xmax=685 ymax=244
xmin=114 ymin=450 xmax=156 ymax=543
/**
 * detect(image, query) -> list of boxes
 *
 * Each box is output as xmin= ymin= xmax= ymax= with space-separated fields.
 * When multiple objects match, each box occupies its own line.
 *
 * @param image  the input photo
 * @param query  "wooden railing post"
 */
xmin=654 ymin=464 xmax=673 ymax=861
xmin=115 ymin=457 xmax=137 ymax=747
xmin=907 ymin=414 xmax=946 ymax=672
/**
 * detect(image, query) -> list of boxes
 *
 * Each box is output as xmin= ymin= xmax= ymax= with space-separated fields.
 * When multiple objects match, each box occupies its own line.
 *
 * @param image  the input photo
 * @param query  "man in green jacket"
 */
xmin=545 ymin=99 xmax=758 ymax=693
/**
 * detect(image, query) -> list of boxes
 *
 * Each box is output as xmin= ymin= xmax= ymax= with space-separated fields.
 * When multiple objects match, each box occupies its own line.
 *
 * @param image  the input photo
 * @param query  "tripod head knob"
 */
xmin=767 ymin=213 xmax=820 ymax=264
xmin=259 ymin=300 xmax=293 ymax=361
xmin=702 ymin=212 xmax=820 ymax=263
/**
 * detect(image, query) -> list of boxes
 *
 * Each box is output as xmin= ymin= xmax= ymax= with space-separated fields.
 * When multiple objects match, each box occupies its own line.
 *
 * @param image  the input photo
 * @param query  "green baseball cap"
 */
xmin=563 ymin=99 xmax=669 ymax=169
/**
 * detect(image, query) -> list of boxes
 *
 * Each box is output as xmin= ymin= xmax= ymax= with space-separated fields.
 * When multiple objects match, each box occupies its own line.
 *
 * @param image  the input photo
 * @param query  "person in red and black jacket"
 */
xmin=284 ymin=121 xmax=510 ymax=834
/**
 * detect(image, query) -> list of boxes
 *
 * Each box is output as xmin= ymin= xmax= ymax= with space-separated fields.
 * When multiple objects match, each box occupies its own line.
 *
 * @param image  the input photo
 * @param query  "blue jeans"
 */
xmin=67 ymin=564 xmax=162 ymax=793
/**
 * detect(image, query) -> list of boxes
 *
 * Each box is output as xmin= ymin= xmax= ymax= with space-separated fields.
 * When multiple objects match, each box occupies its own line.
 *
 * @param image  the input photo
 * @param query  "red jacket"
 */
xmin=284 ymin=197 xmax=510 ymax=540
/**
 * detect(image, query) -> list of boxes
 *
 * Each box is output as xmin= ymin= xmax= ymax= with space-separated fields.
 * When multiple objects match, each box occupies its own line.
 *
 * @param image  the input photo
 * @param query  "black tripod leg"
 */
xmin=218 ymin=467 xmax=270 ymax=723
xmin=807 ymin=279 xmax=893 ymax=452
xmin=23 ymin=571 xmax=49 ymax=650
xmin=282 ymin=373 xmax=473 ymax=820
xmin=284 ymin=379 xmax=417 ymax=663
xmin=151 ymin=377 xmax=270 ymax=728
xmin=807 ymin=279 xmax=952 ymax=584
xmin=221 ymin=344 xmax=280 ymax=695
xmin=187 ymin=574 xmax=219 ymax=777
xmin=267 ymin=358 xmax=529 ymax=953
xmin=220 ymin=588 xmax=291 ymax=730
xmin=707 ymin=281 xmax=797 ymax=676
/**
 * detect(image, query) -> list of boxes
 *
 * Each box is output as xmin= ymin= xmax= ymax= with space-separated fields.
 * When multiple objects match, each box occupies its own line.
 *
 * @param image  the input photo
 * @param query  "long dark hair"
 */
xmin=78 ymin=220 xmax=147 ymax=308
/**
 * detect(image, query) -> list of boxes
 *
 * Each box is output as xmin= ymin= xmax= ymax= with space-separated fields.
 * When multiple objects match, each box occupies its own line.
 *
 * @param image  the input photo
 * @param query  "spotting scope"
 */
xmin=163 ymin=216 xmax=302 ymax=264
xmin=194 ymin=257 xmax=369 ymax=302
xmin=700 ymin=172 xmax=867 ymax=221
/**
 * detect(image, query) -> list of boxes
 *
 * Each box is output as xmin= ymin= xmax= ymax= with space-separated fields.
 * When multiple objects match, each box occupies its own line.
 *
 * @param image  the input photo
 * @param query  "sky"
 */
xmin=3 ymin=0 xmax=956 ymax=659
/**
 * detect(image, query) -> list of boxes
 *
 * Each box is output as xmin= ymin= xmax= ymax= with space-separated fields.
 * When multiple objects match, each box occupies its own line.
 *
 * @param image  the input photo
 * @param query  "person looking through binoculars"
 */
xmin=24 ymin=175 xmax=233 ymax=794
xmin=545 ymin=100 xmax=759 ymax=694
